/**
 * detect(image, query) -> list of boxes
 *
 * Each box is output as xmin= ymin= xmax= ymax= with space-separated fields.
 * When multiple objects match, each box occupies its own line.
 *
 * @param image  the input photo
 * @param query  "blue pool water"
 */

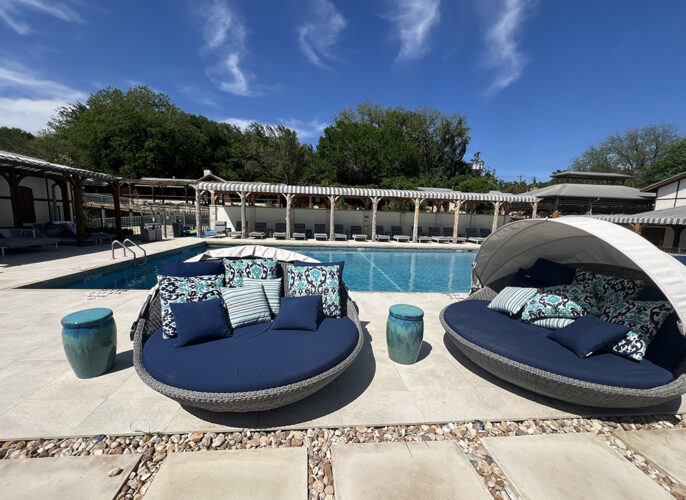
xmin=55 ymin=245 xmax=475 ymax=292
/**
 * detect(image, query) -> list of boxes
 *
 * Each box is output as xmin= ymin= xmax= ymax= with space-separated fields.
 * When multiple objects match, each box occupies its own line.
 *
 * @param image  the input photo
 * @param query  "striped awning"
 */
xmin=592 ymin=213 xmax=686 ymax=226
xmin=198 ymin=181 xmax=539 ymax=203
xmin=0 ymin=150 xmax=120 ymax=182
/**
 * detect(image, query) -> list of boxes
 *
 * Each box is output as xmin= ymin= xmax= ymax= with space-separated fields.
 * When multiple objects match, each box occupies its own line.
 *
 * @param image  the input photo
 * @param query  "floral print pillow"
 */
xmin=593 ymin=274 xmax=644 ymax=307
xmin=158 ymin=274 xmax=224 ymax=339
xmin=521 ymin=292 xmax=592 ymax=325
xmin=222 ymin=258 xmax=279 ymax=287
xmin=287 ymin=264 xmax=341 ymax=317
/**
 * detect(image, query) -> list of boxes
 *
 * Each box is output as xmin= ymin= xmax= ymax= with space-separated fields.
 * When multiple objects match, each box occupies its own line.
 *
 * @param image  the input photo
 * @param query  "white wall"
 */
xmin=655 ymin=180 xmax=686 ymax=210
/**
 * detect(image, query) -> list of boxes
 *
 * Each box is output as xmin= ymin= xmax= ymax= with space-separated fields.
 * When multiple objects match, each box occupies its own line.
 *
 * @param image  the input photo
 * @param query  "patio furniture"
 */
xmin=249 ymin=222 xmax=267 ymax=239
xmin=203 ymin=220 xmax=227 ymax=238
xmin=0 ymin=230 xmax=59 ymax=256
xmin=387 ymin=304 xmax=424 ymax=364
xmin=440 ymin=217 xmax=686 ymax=408
xmin=429 ymin=227 xmax=449 ymax=243
xmin=273 ymin=222 xmax=287 ymax=239
xmin=391 ymin=226 xmax=410 ymax=242
xmin=351 ymin=226 xmax=368 ymax=241
xmin=375 ymin=226 xmax=391 ymax=242
xmin=480 ymin=228 xmax=492 ymax=239
xmin=228 ymin=221 xmax=242 ymax=238
xmin=314 ymin=224 xmax=328 ymax=240
xmin=130 ymin=245 xmax=364 ymax=412
xmin=61 ymin=308 xmax=117 ymax=378
xmin=444 ymin=227 xmax=467 ymax=243
xmin=333 ymin=224 xmax=347 ymax=241
xmin=416 ymin=227 xmax=431 ymax=243
xmin=292 ymin=223 xmax=307 ymax=240
xmin=466 ymin=227 xmax=485 ymax=244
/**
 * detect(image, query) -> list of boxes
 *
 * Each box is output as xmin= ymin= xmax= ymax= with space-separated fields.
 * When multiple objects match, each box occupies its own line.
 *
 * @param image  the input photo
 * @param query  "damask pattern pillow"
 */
xmin=593 ymin=274 xmax=644 ymax=307
xmin=243 ymin=278 xmax=283 ymax=315
xmin=571 ymin=269 xmax=598 ymax=297
xmin=287 ymin=264 xmax=341 ymax=317
xmin=521 ymin=292 xmax=591 ymax=325
xmin=488 ymin=287 xmax=539 ymax=316
xmin=540 ymin=284 xmax=599 ymax=316
xmin=158 ymin=274 xmax=224 ymax=339
xmin=222 ymin=258 xmax=279 ymax=287
xmin=601 ymin=300 xmax=673 ymax=361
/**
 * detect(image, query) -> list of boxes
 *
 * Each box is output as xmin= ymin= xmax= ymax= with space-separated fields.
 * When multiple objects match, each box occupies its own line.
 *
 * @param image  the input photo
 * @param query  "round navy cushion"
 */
xmin=142 ymin=317 xmax=359 ymax=393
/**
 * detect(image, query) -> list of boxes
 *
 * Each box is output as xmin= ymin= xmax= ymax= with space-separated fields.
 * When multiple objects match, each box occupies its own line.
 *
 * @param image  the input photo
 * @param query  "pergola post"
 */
xmin=631 ymin=223 xmax=644 ymax=235
xmin=371 ymin=196 xmax=380 ymax=241
xmin=240 ymin=191 xmax=247 ymax=239
xmin=412 ymin=197 xmax=421 ymax=242
xmin=5 ymin=172 xmax=22 ymax=227
xmin=531 ymin=200 xmax=538 ymax=219
xmin=151 ymin=185 xmax=156 ymax=203
xmin=328 ymin=195 xmax=338 ymax=240
xmin=111 ymin=182 xmax=123 ymax=240
xmin=452 ymin=200 xmax=463 ymax=243
xmin=58 ymin=181 xmax=71 ymax=221
xmin=491 ymin=201 xmax=502 ymax=233
xmin=71 ymin=175 xmax=86 ymax=246
xmin=194 ymin=187 xmax=201 ymax=235
xmin=285 ymin=194 xmax=293 ymax=240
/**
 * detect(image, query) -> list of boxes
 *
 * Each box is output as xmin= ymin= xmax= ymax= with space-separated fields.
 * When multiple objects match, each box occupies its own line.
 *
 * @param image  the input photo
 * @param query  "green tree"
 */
xmin=642 ymin=138 xmax=686 ymax=186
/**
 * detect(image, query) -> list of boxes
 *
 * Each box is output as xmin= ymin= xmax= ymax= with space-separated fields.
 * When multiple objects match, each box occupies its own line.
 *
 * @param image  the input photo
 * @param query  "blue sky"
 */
xmin=1 ymin=0 xmax=685 ymax=182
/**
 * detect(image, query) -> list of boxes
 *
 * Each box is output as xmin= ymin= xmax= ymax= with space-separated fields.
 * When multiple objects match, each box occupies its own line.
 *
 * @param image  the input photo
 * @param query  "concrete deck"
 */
xmin=616 ymin=429 xmax=686 ymax=485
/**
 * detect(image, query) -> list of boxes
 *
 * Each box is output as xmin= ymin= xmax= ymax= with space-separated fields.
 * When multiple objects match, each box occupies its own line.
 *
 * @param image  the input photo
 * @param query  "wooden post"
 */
xmin=111 ymin=182 xmax=123 ymax=240
xmin=452 ymin=200 xmax=463 ymax=243
xmin=285 ymin=194 xmax=293 ymax=239
xmin=240 ymin=191 xmax=247 ymax=238
xmin=491 ymin=201 xmax=502 ymax=233
xmin=329 ymin=195 xmax=338 ymax=240
xmin=71 ymin=175 xmax=86 ymax=246
xmin=58 ymin=180 xmax=71 ymax=221
xmin=371 ymin=197 xmax=380 ymax=241
xmin=412 ymin=198 xmax=420 ymax=242
xmin=151 ymin=185 xmax=156 ymax=203
xmin=631 ymin=223 xmax=644 ymax=235
xmin=531 ymin=200 xmax=538 ymax=219
xmin=195 ymin=187 xmax=201 ymax=235
xmin=184 ymin=186 xmax=189 ymax=204
xmin=6 ymin=172 xmax=22 ymax=227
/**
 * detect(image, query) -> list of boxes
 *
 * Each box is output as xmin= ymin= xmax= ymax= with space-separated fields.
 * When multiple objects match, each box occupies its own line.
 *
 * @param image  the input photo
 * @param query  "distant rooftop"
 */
xmin=552 ymin=170 xmax=632 ymax=179
xmin=524 ymin=183 xmax=654 ymax=201
xmin=641 ymin=171 xmax=686 ymax=193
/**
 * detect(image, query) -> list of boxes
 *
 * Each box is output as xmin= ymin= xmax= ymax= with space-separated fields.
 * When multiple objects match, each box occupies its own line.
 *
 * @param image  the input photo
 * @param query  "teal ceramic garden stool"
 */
xmin=61 ymin=308 xmax=117 ymax=378
xmin=386 ymin=304 xmax=424 ymax=364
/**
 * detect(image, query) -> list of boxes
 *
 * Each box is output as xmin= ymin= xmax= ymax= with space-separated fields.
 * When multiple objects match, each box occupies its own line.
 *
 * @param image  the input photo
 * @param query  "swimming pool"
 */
xmin=49 ymin=245 xmax=475 ymax=292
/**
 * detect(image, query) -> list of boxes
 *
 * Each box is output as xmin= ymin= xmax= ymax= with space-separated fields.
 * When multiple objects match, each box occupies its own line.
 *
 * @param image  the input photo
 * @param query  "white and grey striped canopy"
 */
xmin=198 ymin=181 xmax=539 ymax=203
xmin=592 ymin=205 xmax=686 ymax=226
xmin=0 ymin=150 xmax=119 ymax=182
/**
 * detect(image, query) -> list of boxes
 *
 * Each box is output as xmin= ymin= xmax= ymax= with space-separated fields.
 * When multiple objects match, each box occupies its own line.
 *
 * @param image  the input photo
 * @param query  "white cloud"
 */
xmin=298 ymin=0 xmax=347 ymax=68
xmin=386 ymin=0 xmax=441 ymax=62
xmin=0 ymin=0 xmax=83 ymax=34
xmin=223 ymin=117 xmax=327 ymax=141
xmin=483 ymin=0 xmax=533 ymax=93
xmin=195 ymin=1 xmax=254 ymax=97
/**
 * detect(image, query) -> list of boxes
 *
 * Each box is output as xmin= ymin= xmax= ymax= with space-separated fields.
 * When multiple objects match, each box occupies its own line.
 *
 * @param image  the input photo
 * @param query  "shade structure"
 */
xmin=472 ymin=216 xmax=686 ymax=326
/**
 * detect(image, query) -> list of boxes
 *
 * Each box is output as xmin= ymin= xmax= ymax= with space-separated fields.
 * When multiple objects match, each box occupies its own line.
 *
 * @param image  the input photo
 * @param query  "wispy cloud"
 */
xmin=386 ymin=0 xmax=441 ymax=62
xmin=298 ymin=0 xmax=347 ymax=68
xmin=223 ymin=117 xmax=327 ymax=141
xmin=195 ymin=0 xmax=254 ymax=96
xmin=0 ymin=0 xmax=83 ymax=35
xmin=483 ymin=0 xmax=534 ymax=93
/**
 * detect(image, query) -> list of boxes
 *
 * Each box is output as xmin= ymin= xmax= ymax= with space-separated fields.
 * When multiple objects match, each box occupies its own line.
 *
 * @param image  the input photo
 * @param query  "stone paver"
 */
xmin=0 ymin=453 xmax=140 ymax=500
xmin=482 ymin=433 xmax=672 ymax=500
xmin=144 ymin=447 xmax=307 ymax=500
xmin=332 ymin=441 xmax=491 ymax=500
xmin=616 ymin=429 xmax=686 ymax=485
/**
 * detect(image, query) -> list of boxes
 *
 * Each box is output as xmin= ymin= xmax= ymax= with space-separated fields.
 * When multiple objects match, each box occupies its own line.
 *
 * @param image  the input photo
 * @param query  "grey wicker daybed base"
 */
xmin=130 ymin=259 xmax=364 ymax=412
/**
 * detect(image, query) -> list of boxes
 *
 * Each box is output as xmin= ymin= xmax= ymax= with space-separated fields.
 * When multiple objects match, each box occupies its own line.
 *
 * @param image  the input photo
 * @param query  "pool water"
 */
xmin=56 ymin=245 xmax=475 ymax=292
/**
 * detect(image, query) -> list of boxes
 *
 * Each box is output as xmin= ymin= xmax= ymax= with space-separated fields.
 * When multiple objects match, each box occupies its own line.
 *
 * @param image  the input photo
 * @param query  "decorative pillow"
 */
xmin=510 ymin=268 xmax=548 ymax=288
xmin=526 ymin=258 xmax=575 ymax=286
xmin=162 ymin=260 xmax=224 ymax=277
xmin=171 ymin=298 xmax=231 ymax=348
xmin=540 ymin=284 xmax=600 ymax=316
xmin=548 ymin=315 xmax=630 ymax=357
xmin=294 ymin=260 xmax=345 ymax=274
xmin=243 ymin=277 xmax=282 ymax=315
xmin=571 ymin=269 xmax=599 ymax=297
xmin=601 ymin=300 xmax=673 ymax=361
xmin=222 ymin=258 xmax=279 ymax=287
xmin=521 ymin=292 xmax=591 ymax=325
xmin=158 ymin=274 xmax=224 ymax=339
xmin=287 ymin=264 xmax=341 ymax=317
xmin=635 ymin=286 xmax=665 ymax=302
xmin=593 ymin=274 xmax=643 ymax=306
xmin=221 ymin=285 xmax=272 ymax=328
xmin=271 ymin=296 xmax=321 ymax=331
xmin=530 ymin=318 xmax=575 ymax=330
xmin=488 ymin=287 xmax=538 ymax=316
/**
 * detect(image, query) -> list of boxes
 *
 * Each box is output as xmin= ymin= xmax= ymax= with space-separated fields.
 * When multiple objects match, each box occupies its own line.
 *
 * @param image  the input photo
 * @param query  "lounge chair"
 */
xmin=375 ymin=226 xmax=391 ymax=242
xmin=428 ymin=227 xmax=447 ymax=243
xmin=417 ymin=227 xmax=431 ymax=243
xmin=228 ymin=221 xmax=242 ymax=238
xmin=203 ymin=220 xmax=227 ymax=238
xmin=351 ymin=225 xmax=368 ymax=241
xmin=391 ymin=226 xmax=410 ymax=242
xmin=249 ymin=222 xmax=267 ymax=239
xmin=0 ymin=230 xmax=59 ymax=256
xmin=292 ymin=223 xmax=307 ymax=240
xmin=444 ymin=227 xmax=467 ymax=243
xmin=466 ymin=227 xmax=485 ymax=244
xmin=480 ymin=228 xmax=492 ymax=239
xmin=314 ymin=224 xmax=328 ymax=240
xmin=273 ymin=223 xmax=287 ymax=240
xmin=333 ymin=224 xmax=347 ymax=241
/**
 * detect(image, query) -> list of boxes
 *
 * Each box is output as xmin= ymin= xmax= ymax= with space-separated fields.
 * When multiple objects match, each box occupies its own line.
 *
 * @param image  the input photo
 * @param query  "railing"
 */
xmin=111 ymin=238 xmax=147 ymax=265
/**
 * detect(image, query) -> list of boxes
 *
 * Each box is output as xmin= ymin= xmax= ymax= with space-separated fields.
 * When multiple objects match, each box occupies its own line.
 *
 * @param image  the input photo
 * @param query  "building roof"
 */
xmin=523 ymin=183 xmax=654 ymax=201
xmin=0 ymin=150 xmax=119 ymax=182
xmin=551 ymin=170 xmax=632 ymax=180
xmin=130 ymin=172 xmax=226 ymax=186
xmin=591 ymin=204 xmax=686 ymax=226
xmin=641 ymin=171 xmax=686 ymax=193
xmin=197 ymin=181 xmax=539 ymax=203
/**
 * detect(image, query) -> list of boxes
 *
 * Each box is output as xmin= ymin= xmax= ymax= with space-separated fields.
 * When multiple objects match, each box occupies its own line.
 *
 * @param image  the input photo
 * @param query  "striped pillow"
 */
xmin=530 ymin=317 xmax=575 ymax=329
xmin=243 ymin=278 xmax=282 ymax=315
xmin=221 ymin=285 xmax=272 ymax=328
xmin=488 ymin=287 xmax=538 ymax=316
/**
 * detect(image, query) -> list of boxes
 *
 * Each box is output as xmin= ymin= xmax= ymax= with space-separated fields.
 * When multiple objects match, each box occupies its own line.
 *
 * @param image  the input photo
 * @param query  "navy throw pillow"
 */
xmin=170 ymin=298 xmax=231 ymax=347
xmin=526 ymin=258 xmax=575 ymax=286
xmin=271 ymin=296 xmax=321 ymax=331
xmin=294 ymin=260 xmax=345 ymax=274
xmin=510 ymin=268 xmax=548 ymax=288
xmin=635 ymin=286 xmax=665 ymax=302
xmin=548 ymin=314 xmax=630 ymax=358
xmin=162 ymin=260 xmax=224 ymax=277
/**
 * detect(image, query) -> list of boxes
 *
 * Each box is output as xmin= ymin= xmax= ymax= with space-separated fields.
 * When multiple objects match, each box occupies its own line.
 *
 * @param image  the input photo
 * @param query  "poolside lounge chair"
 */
xmin=466 ymin=227 xmax=485 ymax=244
xmin=273 ymin=223 xmax=287 ymax=240
xmin=444 ymin=227 xmax=467 ymax=243
xmin=416 ymin=227 xmax=431 ymax=243
xmin=351 ymin=225 xmax=368 ymax=241
xmin=203 ymin=220 xmax=227 ymax=238
xmin=292 ymin=223 xmax=307 ymax=240
xmin=228 ymin=221 xmax=242 ymax=238
xmin=333 ymin=224 xmax=347 ymax=241
xmin=375 ymin=226 xmax=391 ymax=242
xmin=0 ymin=230 xmax=59 ymax=256
xmin=391 ymin=226 xmax=410 ymax=242
xmin=249 ymin=222 xmax=267 ymax=239
xmin=314 ymin=224 xmax=328 ymax=240
xmin=429 ymin=227 xmax=448 ymax=243
xmin=480 ymin=228 xmax=492 ymax=239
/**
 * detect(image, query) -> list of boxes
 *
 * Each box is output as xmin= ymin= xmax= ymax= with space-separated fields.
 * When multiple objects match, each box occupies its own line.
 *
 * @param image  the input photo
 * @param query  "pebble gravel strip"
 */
xmin=1 ymin=414 xmax=684 ymax=500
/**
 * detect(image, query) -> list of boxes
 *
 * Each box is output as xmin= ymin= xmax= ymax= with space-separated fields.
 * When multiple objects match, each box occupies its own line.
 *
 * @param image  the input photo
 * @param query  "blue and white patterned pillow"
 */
xmin=540 ymin=284 xmax=599 ymax=316
xmin=530 ymin=317 xmax=575 ymax=329
xmin=287 ymin=264 xmax=341 ymax=317
xmin=158 ymin=274 xmax=224 ymax=339
xmin=243 ymin=277 xmax=282 ymax=315
xmin=593 ymin=274 xmax=644 ymax=307
xmin=601 ymin=300 xmax=673 ymax=361
xmin=521 ymin=292 xmax=591 ymax=325
xmin=571 ymin=269 xmax=597 ymax=297
xmin=222 ymin=258 xmax=279 ymax=287
xmin=488 ymin=287 xmax=538 ymax=316
xmin=221 ymin=285 xmax=272 ymax=328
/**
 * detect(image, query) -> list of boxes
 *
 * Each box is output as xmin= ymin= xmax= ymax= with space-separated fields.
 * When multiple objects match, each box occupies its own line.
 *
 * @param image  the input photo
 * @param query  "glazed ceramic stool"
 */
xmin=386 ymin=304 xmax=424 ymax=364
xmin=61 ymin=308 xmax=117 ymax=378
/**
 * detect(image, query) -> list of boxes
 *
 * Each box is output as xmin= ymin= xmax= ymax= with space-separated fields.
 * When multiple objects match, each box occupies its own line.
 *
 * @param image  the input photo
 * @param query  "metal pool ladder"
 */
xmin=111 ymin=239 xmax=147 ymax=266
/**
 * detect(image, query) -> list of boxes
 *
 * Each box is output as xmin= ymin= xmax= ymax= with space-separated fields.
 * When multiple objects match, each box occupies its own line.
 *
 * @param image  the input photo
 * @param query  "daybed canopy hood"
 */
xmin=473 ymin=217 xmax=686 ymax=326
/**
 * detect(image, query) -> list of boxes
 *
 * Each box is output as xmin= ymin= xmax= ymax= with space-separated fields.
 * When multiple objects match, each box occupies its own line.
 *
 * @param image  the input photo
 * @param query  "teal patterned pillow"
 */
xmin=601 ymin=300 xmax=673 ymax=361
xmin=221 ymin=285 xmax=272 ymax=328
xmin=571 ymin=269 xmax=598 ymax=297
xmin=287 ymin=264 xmax=341 ymax=317
xmin=488 ymin=287 xmax=538 ymax=316
xmin=530 ymin=318 xmax=575 ymax=329
xmin=222 ymin=258 xmax=278 ymax=287
xmin=593 ymin=274 xmax=644 ymax=307
xmin=540 ymin=284 xmax=599 ymax=316
xmin=521 ymin=292 xmax=591 ymax=325
xmin=158 ymin=274 xmax=224 ymax=339
xmin=243 ymin=278 xmax=282 ymax=315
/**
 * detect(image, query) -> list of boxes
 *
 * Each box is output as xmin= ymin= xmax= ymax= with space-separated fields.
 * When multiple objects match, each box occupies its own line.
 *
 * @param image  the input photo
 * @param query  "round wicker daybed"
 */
xmin=441 ymin=217 xmax=686 ymax=408
xmin=130 ymin=245 xmax=364 ymax=412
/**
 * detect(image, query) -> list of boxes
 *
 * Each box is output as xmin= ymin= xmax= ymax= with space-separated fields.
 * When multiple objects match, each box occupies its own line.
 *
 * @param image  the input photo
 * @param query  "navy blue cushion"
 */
xmin=526 ymin=258 xmax=575 ymax=286
xmin=548 ymin=315 xmax=630 ymax=358
xmin=510 ymin=268 xmax=548 ymax=288
xmin=142 ymin=317 xmax=359 ymax=392
xmin=294 ymin=260 xmax=345 ymax=274
xmin=645 ymin=313 xmax=686 ymax=372
xmin=162 ymin=261 xmax=224 ymax=277
xmin=170 ymin=298 xmax=231 ymax=348
xmin=674 ymin=255 xmax=686 ymax=266
xmin=442 ymin=300 xmax=674 ymax=389
xmin=272 ymin=296 xmax=321 ymax=331
xmin=635 ymin=286 xmax=666 ymax=302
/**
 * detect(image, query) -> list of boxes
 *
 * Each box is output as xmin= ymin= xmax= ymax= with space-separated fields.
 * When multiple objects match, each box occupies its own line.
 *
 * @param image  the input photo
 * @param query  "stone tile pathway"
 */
xmin=616 ymin=429 xmax=686 ymax=486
